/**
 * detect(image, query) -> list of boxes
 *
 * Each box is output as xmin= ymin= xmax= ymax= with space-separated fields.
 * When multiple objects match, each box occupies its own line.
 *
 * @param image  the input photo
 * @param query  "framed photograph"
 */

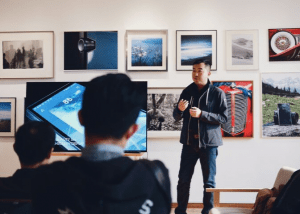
xmin=147 ymin=88 xmax=183 ymax=138
xmin=0 ymin=98 xmax=16 ymax=137
xmin=262 ymin=72 xmax=300 ymax=137
xmin=176 ymin=30 xmax=217 ymax=71
xmin=269 ymin=28 xmax=300 ymax=61
xmin=126 ymin=30 xmax=168 ymax=71
xmin=226 ymin=30 xmax=259 ymax=70
xmin=64 ymin=31 xmax=118 ymax=70
xmin=1 ymin=31 xmax=53 ymax=78
xmin=212 ymin=81 xmax=253 ymax=137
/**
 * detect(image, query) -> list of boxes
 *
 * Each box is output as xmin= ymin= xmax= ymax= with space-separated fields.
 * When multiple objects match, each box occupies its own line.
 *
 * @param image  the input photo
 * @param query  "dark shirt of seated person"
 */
xmin=0 ymin=121 xmax=55 ymax=199
xmin=31 ymin=74 xmax=172 ymax=214
xmin=271 ymin=169 xmax=300 ymax=214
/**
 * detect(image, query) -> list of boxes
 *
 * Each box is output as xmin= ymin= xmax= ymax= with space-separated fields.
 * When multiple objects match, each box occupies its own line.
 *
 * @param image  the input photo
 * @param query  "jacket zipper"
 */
xmin=198 ymin=90 xmax=208 ymax=148
xmin=187 ymin=96 xmax=194 ymax=145
xmin=186 ymin=89 xmax=209 ymax=147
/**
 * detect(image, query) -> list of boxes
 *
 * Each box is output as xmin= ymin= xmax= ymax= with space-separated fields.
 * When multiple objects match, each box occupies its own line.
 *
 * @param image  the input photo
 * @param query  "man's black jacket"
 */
xmin=173 ymin=80 xmax=228 ymax=148
xmin=0 ymin=168 xmax=36 ymax=199
xmin=31 ymin=157 xmax=171 ymax=214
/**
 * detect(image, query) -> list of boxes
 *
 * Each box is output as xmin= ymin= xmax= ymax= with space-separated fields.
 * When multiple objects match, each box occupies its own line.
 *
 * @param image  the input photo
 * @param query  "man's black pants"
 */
xmin=175 ymin=145 xmax=218 ymax=214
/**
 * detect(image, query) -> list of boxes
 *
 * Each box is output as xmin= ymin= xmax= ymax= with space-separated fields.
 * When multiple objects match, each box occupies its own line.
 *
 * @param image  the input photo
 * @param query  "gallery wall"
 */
xmin=0 ymin=0 xmax=300 ymax=203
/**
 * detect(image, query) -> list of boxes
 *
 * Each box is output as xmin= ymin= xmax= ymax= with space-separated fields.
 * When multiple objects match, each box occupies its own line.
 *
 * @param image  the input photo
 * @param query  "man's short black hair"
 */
xmin=193 ymin=59 xmax=212 ymax=71
xmin=14 ymin=121 xmax=55 ymax=165
xmin=81 ymin=73 xmax=145 ymax=139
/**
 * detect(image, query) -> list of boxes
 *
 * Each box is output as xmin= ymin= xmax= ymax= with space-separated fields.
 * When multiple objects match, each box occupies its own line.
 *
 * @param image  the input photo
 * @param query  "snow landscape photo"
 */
xmin=231 ymin=34 xmax=253 ymax=65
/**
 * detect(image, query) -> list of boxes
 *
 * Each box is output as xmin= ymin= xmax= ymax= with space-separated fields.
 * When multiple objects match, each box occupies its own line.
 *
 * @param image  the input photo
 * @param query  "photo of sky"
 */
xmin=181 ymin=35 xmax=212 ymax=65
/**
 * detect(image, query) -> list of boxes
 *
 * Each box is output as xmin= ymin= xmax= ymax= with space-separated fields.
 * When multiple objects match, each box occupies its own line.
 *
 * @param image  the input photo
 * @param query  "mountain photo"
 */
xmin=231 ymin=34 xmax=253 ymax=65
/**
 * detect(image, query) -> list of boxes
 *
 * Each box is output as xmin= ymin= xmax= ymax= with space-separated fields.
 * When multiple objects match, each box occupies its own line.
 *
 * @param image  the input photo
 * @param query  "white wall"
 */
xmin=1 ymin=0 xmax=300 ymax=203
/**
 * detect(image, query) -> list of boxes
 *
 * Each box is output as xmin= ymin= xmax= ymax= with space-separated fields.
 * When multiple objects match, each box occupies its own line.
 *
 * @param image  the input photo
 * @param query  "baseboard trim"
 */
xmin=171 ymin=203 xmax=253 ymax=208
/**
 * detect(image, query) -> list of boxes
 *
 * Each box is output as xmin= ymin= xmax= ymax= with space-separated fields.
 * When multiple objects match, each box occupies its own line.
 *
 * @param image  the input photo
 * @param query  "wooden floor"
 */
xmin=171 ymin=208 xmax=202 ymax=213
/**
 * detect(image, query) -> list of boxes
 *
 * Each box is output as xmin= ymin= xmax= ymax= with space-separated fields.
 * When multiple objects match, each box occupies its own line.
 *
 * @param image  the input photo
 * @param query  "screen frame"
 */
xmin=25 ymin=81 xmax=147 ymax=155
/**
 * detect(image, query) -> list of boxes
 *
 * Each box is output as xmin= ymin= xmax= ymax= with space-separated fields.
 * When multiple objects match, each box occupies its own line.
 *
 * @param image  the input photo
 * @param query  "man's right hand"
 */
xmin=178 ymin=99 xmax=189 ymax=112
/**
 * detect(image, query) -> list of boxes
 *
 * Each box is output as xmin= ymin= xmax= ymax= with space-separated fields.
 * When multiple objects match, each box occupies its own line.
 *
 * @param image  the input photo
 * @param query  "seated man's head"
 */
xmin=14 ymin=121 xmax=55 ymax=169
xmin=79 ymin=73 xmax=145 ymax=147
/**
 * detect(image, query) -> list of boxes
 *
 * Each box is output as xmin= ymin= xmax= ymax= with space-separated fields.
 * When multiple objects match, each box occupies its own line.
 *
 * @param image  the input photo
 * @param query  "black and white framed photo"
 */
xmin=126 ymin=30 xmax=168 ymax=71
xmin=176 ymin=30 xmax=217 ymax=71
xmin=1 ymin=31 xmax=54 ymax=78
xmin=0 ymin=98 xmax=16 ymax=137
xmin=147 ymin=88 xmax=183 ymax=138
xmin=226 ymin=30 xmax=259 ymax=70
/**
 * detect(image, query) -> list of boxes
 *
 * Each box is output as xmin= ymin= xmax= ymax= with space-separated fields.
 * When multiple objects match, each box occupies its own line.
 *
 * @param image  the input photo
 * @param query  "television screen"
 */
xmin=25 ymin=81 xmax=147 ymax=153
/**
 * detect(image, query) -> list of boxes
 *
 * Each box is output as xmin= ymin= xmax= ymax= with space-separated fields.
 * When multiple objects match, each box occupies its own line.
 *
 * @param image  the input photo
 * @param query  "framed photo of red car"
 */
xmin=176 ymin=30 xmax=217 ymax=71
xmin=147 ymin=87 xmax=183 ymax=138
xmin=212 ymin=81 xmax=253 ymax=138
xmin=0 ymin=97 xmax=16 ymax=137
xmin=1 ymin=31 xmax=54 ymax=79
xmin=226 ymin=30 xmax=259 ymax=70
xmin=269 ymin=28 xmax=300 ymax=61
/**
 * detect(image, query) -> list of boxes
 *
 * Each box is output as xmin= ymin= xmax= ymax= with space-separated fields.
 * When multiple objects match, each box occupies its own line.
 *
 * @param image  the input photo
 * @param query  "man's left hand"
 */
xmin=189 ymin=107 xmax=202 ymax=118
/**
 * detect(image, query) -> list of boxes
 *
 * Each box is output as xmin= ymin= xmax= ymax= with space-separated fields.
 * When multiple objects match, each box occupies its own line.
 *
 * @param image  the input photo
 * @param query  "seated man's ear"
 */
xmin=46 ymin=148 xmax=54 ymax=160
xmin=78 ymin=110 xmax=84 ymax=126
xmin=125 ymin=124 xmax=138 ymax=140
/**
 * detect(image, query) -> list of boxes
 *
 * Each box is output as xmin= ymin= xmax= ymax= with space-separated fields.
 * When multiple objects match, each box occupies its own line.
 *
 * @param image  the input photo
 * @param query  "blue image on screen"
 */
xmin=30 ymin=83 xmax=146 ymax=152
xmin=32 ymin=83 xmax=85 ymax=150
xmin=125 ymin=110 xmax=146 ymax=152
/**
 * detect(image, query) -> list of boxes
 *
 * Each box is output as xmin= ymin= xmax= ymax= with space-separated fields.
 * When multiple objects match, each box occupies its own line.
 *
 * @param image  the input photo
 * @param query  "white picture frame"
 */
xmin=147 ymin=87 xmax=183 ymax=138
xmin=226 ymin=30 xmax=259 ymax=70
xmin=126 ymin=30 xmax=168 ymax=71
xmin=1 ymin=31 xmax=54 ymax=79
xmin=176 ymin=30 xmax=217 ymax=71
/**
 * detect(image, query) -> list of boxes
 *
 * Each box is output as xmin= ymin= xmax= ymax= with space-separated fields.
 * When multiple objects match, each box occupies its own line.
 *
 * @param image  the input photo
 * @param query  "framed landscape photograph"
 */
xmin=126 ymin=30 xmax=168 ymax=71
xmin=226 ymin=30 xmax=259 ymax=70
xmin=269 ymin=28 xmax=300 ymax=61
xmin=147 ymin=88 xmax=183 ymax=138
xmin=212 ymin=81 xmax=253 ymax=137
xmin=262 ymin=72 xmax=300 ymax=137
xmin=176 ymin=30 xmax=217 ymax=71
xmin=64 ymin=31 xmax=118 ymax=70
xmin=0 ymin=98 xmax=16 ymax=137
xmin=1 ymin=31 xmax=54 ymax=78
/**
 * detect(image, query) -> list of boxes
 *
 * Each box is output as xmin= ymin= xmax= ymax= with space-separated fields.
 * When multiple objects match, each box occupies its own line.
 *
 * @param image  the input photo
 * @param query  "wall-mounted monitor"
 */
xmin=25 ymin=81 xmax=147 ymax=153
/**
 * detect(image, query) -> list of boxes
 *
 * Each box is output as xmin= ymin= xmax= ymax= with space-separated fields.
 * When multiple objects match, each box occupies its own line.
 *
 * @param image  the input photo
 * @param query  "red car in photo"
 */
xmin=269 ymin=28 xmax=300 ymax=61
xmin=214 ymin=81 xmax=253 ymax=137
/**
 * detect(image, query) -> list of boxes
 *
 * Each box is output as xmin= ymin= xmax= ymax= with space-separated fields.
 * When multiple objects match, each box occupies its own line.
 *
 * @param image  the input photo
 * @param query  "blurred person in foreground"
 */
xmin=32 ymin=73 xmax=171 ymax=214
xmin=0 ymin=121 xmax=55 ymax=199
